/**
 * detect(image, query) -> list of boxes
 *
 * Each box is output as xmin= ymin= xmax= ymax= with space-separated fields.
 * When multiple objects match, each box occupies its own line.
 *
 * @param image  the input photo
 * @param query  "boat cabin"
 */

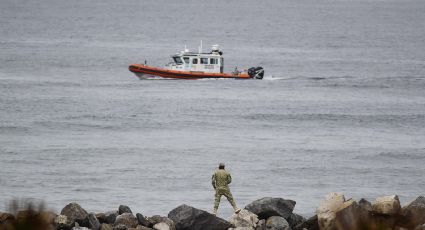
xmin=166 ymin=45 xmax=224 ymax=73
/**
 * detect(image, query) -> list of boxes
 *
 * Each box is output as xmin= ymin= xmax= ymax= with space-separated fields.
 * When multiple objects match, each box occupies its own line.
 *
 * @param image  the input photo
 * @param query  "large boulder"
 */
xmin=114 ymin=213 xmax=139 ymax=228
xmin=245 ymin=197 xmax=296 ymax=220
xmin=168 ymin=204 xmax=233 ymax=230
xmin=317 ymin=192 xmax=346 ymax=230
xmin=371 ymin=195 xmax=401 ymax=215
xmin=119 ymin=205 xmax=133 ymax=215
xmin=402 ymin=196 xmax=425 ymax=228
xmin=265 ymin=216 xmax=290 ymax=230
xmin=229 ymin=209 xmax=259 ymax=229
xmin=61 ymin=202 xmax=89 ymax=227
xmin=317 ymin=195 xmax=370 ymax=230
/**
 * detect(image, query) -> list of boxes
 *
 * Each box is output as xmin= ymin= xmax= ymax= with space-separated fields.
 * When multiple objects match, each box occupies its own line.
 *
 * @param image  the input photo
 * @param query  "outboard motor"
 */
xmin=248 ymin=66 xmax=264 ymax=79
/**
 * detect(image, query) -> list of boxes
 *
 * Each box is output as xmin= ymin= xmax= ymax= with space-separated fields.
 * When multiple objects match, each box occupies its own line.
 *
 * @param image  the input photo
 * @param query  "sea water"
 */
xmin=1 ymin=0 xmax=425 ymax=218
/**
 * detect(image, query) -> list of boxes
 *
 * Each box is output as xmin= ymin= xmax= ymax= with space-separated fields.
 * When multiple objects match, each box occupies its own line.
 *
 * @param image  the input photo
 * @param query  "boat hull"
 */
xmin=129 ymin=64 xmax=252 ymax=80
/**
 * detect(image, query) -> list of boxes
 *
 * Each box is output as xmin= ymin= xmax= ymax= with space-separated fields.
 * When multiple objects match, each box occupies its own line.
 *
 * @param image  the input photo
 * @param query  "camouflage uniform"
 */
xmin=212 ymin=169 xmax=238 ymax=212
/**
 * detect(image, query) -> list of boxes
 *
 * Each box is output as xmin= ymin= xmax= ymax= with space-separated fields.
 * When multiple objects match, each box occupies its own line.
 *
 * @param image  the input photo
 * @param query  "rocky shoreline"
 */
xmin=1 ymin=194 xmax=424 ymax=230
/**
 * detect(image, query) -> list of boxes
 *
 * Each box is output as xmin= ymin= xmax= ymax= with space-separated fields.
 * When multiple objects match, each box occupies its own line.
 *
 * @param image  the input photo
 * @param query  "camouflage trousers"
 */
xmin=214 ymin=187 xmax=237 ymax=210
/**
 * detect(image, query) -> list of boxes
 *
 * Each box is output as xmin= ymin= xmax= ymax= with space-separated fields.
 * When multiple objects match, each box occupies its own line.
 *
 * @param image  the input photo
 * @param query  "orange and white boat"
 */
xmin=129 ymin=44 xmax=264 ymax=80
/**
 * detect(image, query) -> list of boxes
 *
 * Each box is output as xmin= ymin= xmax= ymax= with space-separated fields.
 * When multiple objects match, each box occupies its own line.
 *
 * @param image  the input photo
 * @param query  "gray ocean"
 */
xmin=1 ymin=0 xmax=425 ymax=218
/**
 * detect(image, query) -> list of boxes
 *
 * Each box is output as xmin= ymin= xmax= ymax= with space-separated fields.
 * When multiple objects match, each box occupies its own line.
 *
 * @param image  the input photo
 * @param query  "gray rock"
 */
xmin=153 ymin=222 xmax=171 ymax=230
xmin=402 ymin=196 xmax=425 ymax=228
xmin=265 ymin=216 xmax=290 ymax=230
xmin=102 ymin=211 xmax=118 ymax=224
xmin=61 ymin=202 xmax=89 ymax=227
xmin=293 ymin=215 xmax=318 ymax=230
xmin=255 ymin=219 xmax=266 ymax=230
xmin=119 ymin=205 xmax=133 ymax=215
xmin=359 ymin=198 xmax=372 ymax=212
xmin=88 ymin=213 xmax=101 ymax=230
xmin=245 ymin=197 xmax=295 ymax=220
xmin=148 ymin=216 xmax=175 ymax=230
xmin=372 ymin=195 xmax=401 ymax=215
xmin=286 ymin=213 xmax=305 ymax=229
xmin=97 ymin=213 xmax=107 ymax=223
xmin=228 ymin=209 xmax=258 ymax=229
xmin=137 ymin=213 xmax=152 ymax=227
xmin=71 ymin=227 xmax=90 ymax=230
xmin=114 ymin=213 xmax=138 ymax=228
xmin=168 ymin=204 xmax=233 ymax=230
xmin=100 ymin=211 xmax=119 ymax=224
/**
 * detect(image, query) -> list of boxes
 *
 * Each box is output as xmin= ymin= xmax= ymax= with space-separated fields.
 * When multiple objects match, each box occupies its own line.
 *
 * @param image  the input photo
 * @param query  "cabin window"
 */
xmin=210 ymin=58 xmax=218 ymax=64
xmin=192 ymin=58 xmax=198 ymax=64
xmin=201 ymin=58 xmax=208 ymax=64
xmin=183 ymin=57 xmax=190 ymax=64
xmin=173 ymin=57 xmax=183 ymax=65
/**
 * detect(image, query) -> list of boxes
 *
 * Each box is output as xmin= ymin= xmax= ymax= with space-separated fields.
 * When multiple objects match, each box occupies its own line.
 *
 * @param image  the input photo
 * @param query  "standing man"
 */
xmin=212 ymin=162 xmax=241 ymax=215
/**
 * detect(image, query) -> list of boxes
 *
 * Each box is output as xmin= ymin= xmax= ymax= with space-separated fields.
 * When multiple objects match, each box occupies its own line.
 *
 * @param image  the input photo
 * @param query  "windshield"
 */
xmin=173 ymin=57 xmax=183 ymax=65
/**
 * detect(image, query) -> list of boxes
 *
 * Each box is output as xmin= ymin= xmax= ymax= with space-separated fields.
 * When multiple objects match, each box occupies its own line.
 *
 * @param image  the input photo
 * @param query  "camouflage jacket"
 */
xmin=211 ymin=169 xmax=232 ymax=189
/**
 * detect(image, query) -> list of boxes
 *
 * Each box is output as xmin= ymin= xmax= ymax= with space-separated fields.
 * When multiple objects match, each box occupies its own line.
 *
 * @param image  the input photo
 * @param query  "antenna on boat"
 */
xmin=199 ymin=40 xmax=203 ymax=53
xmin=184 ymin=44 xmax=189 ymax=53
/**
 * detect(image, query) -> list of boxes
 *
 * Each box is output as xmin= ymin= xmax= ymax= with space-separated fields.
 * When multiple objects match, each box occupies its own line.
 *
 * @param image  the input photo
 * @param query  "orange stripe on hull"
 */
xmin=129 ymin=64 xmax=251 ymax=80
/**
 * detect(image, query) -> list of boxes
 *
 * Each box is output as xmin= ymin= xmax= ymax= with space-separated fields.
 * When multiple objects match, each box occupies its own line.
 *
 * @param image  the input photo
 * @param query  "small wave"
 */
xmin=243 ymin=113 xmax=425 ymax=125
xmin=377 ymin=152 xmax=425 ymax=160
xmin=34 ymin=121 xmax=121 ymax=131
xmin=310 ymin=77 xmax=326 ymax=80
xmin=63 ymin=114 xmax=115 ymax=120
xmin=0 ymin=126 xmax=29 ymax=132
xmin=354 ymin=151 xmax=425 ymax=161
